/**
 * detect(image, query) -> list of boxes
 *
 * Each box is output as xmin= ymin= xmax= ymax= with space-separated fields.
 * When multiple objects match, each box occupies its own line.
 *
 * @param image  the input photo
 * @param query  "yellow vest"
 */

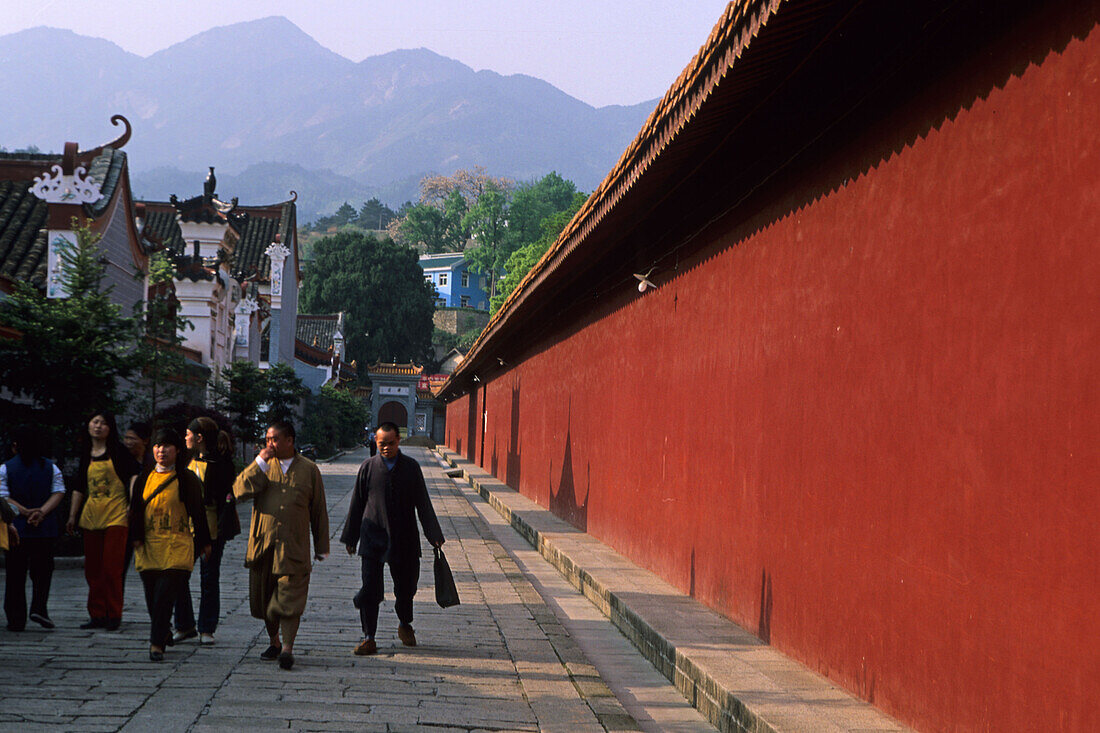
xmin=79 ymin=456 xmax=128 ymax=530
xmin=134 ymin=471 xmax=194 ymax=572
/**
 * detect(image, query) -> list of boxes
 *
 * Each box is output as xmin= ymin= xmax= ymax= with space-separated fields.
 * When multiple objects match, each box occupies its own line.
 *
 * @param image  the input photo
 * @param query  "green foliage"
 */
xmin=306 ymin=198 xmax=398 ymax=233
xmin=505 ymin=172 xmax=578 ymax=251
xmin=211 ymin=361 xmax=268 ymax=449
xmin=358 ymin=198 xmax=398 ymax=230
xmin=399 ymin=189 xmax=467 ymax=253
xmin=457 ymin=328 xmax=481 ymax=350
xmin=300 ymin=386 xmax=369 ymax=456
xmin=211 ymin=360 xmax=306 ymax=457
xmin=299 ymin=230 xmax=435 ymax=371
xmin=263 ymin=362 xmax=308 ymax=425
xmin=462 ymin=181 xmax=511 ymax=297
xmin=490 ymin=191 xmax=586 ymax=313
xmin=0 ymin=218 xmax=143 ymax=459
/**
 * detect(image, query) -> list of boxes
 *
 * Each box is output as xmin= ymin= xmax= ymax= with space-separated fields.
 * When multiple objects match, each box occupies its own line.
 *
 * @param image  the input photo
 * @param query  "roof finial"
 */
xmin=204 ymin=167 xmax=216 ymax=202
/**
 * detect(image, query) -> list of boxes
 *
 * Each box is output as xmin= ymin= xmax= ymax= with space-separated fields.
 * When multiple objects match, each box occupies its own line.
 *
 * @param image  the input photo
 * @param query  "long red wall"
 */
xmin=447 ymin=24 xmax=1098 ymax=733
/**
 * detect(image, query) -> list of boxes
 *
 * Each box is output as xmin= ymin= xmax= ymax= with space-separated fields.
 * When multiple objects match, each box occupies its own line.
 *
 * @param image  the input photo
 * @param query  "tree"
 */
xmin=397 ymin=189 xmax=467 ymax=253
xmin=211 ymin=360 xmax=268 ymax=454
xmin=299 ymin=231 xmax=436 ymax=371
xmin=462 ymin=180 xmax=511 ymax=299
xmin=211 ymin=360 xmax=306 ymax=458
xmin=490 ymin=191 xmax=587 ymax=313
xmin=357 ymin=198 xmax=397 ymax=230
xmin=0 ymin=218 xmax=144 ymax=458
xmin=505 ymin=172 xmax=578 ymax=251
xmin=263 ymin=361 xmax=307 ymax=425
xmin=300 ymin=385 xmax=369 ymax=456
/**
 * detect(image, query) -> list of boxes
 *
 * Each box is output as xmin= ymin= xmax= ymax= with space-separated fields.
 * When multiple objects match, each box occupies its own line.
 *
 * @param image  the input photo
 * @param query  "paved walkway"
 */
xmin=0 ymin=446 xmax=713 ymax=732
xmin=434 ymin=448 xmax=911 ymax=733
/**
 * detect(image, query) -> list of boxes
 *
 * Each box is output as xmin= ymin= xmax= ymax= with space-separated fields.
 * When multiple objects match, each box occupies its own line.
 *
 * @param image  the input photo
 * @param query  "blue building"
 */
xmin=418 ymin=252 xmax=491 ymax=310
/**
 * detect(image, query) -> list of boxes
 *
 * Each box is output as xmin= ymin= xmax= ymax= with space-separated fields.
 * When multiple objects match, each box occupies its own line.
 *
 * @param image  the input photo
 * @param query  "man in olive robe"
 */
xmin=234 ymin=420 xmax=328 ymax=670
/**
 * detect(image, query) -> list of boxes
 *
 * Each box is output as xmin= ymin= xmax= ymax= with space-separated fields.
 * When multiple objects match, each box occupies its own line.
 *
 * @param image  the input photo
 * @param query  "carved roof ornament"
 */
xmin=29 ymin=163 xmax=103 ymax=204
xmin=78 ymin=115 xmax=132 ymax=158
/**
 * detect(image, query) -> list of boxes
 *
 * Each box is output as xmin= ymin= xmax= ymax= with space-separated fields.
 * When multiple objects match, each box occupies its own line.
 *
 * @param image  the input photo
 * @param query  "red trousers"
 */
xmin=83 ymin=525 xmax=128 ymax=620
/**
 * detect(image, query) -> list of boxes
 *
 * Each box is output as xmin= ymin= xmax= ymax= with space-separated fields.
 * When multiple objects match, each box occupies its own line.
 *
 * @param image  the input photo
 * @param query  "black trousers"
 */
xmin=140 ymin=569 xmax=189 ymax=647
xmin=358 ymin=554 xmax=419 ymax=638
xmin=4 ymin=537 xmax=55 ymax=630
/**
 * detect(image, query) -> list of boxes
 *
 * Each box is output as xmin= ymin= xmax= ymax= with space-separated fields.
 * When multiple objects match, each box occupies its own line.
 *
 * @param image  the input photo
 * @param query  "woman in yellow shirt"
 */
xmin=127 ymin=428 xmax=211 ymax=661
xmin=66 ymin=412 xmax=140 ymax=631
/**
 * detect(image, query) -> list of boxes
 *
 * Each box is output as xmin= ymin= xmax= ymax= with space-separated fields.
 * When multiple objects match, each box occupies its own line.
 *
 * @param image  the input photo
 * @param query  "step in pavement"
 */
xmin=433 ymin=447 xmax=912 ymax=733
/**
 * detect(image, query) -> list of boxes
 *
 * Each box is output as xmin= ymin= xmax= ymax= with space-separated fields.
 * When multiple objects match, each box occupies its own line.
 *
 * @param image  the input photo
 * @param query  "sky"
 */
xmin=0 ymin=0 xmax=732 ymax=108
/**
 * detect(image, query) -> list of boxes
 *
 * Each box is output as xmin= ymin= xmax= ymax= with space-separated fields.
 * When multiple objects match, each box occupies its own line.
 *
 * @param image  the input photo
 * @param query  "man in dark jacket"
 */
xmin=341 ymin=422 xmax=444 ymax=655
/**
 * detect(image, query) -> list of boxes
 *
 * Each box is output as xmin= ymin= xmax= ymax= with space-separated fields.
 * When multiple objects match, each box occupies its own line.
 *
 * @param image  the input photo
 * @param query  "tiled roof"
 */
xmin=139 ymin=204 xmax=186 ymax=254
xmin=0 ymin=146 xmax=129 ymax=289
xmin=232 ymin=202 xmax=295 ymax=281
xmin=0 ymin=179 xmax=48 ymax=287
xmin=367 ymin=362 xmax=423 ymax=376
xmin=419 ymin=252 xmax=464 ymax=270
xmin=137 ymin=196 xmax=297 ymax=282
xmin=296 ymin=313 xmax=340 ymax=351
xmin=83 ymin=148 xmax=126 ymax=219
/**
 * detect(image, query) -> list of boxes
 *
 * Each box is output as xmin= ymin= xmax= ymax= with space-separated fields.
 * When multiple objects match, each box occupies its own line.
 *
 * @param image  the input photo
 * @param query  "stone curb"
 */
xmin=433 ymin=447 xmax=912 ymax=733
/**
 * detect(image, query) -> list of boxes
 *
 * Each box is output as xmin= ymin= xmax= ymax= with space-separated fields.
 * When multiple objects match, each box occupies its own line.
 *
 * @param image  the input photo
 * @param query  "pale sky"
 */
xmin=0 ymin=0 xmax=731 ymax=107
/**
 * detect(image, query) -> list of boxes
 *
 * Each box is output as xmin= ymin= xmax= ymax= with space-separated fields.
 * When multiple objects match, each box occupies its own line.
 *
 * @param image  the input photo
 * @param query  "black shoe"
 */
xmin=29 ymin=613 xmax=55 ymax=629
xmin=104 ymin=618 xmax=120 ymax=631
xmin=149 ymin=650 xmax=164 ymax=662
xmin=278 ymin=651 xmax=294 ymax=670
xmin=79 ymin=618 xmax=105 ymax=630
xmin=260 ymin=643 xmax=282 ymax=661
xmin=6 ymin=624 xmax=24 ymax=632
xmin=397 ymin=624 xmax=417 ymax=647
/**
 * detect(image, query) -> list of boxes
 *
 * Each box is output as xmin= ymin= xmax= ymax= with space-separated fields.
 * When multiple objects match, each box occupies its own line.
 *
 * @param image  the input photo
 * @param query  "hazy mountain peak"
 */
xmin=147 ymin=15 xmax=351 ymax=70
xmin=0 ymin=21 xmax=655 ymax=222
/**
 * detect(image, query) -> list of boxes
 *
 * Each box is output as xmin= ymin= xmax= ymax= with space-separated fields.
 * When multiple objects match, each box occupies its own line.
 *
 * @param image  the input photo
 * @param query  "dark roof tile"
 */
xmin=0 ymin=179 xmax=49 ymax=288
xmin=296 ymin=314 xmax=340 ymax=351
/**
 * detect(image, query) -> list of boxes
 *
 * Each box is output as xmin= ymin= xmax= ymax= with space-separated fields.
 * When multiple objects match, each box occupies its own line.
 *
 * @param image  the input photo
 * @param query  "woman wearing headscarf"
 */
xmin=128 ymin=428 xmax=211 ymax=661
xmin=171 ymin=417 xmax=240 ymax=644
xmin=66 ymin=411 xmax=140 ymax=630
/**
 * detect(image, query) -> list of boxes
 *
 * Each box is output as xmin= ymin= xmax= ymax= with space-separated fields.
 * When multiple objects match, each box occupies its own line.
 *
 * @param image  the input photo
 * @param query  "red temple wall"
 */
xmin=445 ymin=22 xmax=1098 ymax=733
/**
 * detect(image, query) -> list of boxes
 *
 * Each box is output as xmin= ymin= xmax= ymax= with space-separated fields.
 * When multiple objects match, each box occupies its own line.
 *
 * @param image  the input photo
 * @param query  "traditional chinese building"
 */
xmin=367 ymin=362 xmax=442 ymax=440
xmin=137 ymin=169 xmax=300 ymax=378
xmin=295 ymin=312 xmax=357 ymax=392
xmin=0 ymin=116 xmax=147 ymax=307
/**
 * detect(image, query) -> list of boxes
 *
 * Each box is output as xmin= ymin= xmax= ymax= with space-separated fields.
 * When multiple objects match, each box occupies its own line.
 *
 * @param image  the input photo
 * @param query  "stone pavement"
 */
xmin=0 ymin=446 xmax=713 ymax=732
xmin=434 ymin=448 xmax=912 ymax=733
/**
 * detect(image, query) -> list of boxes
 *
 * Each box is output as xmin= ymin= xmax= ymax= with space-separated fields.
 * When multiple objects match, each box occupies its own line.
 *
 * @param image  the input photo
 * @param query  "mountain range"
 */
xmin=0 ymin=17 xmax=656 ymax=223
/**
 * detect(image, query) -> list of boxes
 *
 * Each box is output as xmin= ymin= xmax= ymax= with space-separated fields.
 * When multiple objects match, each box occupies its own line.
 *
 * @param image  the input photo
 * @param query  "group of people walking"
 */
xmin=2 ymin=413 xmax=447 ymax=672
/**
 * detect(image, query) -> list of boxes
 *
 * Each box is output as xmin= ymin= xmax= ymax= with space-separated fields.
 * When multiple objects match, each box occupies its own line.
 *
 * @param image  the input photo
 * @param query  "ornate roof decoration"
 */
xmin=29 ymin=162 xmax=102 ymax=204
xmin=0 ymin=116 xmax=134 ymax=290
xmin=367 ymin=362 xmax=424 ymax=376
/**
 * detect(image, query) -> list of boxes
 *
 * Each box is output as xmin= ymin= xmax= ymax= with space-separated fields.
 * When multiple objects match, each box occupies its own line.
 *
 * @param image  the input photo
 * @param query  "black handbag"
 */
xmin=433 ymin=545 xmax=460 ymax=608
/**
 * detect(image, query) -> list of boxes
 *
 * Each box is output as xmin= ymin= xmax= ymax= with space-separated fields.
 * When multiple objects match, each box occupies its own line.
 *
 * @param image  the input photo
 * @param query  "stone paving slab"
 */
xmin=434 ymin=447 xmax=912 ymax=733
xmin=2 ymin=446 xmax=675 ymax=732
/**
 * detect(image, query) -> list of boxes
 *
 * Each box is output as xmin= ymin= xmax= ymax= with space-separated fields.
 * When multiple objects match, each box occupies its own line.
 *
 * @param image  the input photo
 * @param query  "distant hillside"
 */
xmin=0 ymin=18 xmax=656 ymax=218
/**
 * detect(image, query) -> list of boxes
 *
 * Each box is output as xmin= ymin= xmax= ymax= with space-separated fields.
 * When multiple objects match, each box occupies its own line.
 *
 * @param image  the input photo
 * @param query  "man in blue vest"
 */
xmin=2 ymin=425 xmax=65 ymax=631
xmin=341 ymin=422 xmax=444 ymax=655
